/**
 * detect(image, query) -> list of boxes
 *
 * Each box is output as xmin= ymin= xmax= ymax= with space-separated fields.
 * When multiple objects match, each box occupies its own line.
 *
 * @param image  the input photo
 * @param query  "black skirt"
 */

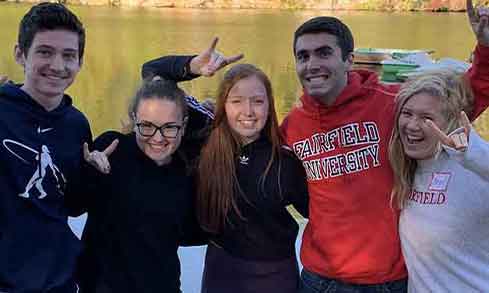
xmin=201 ymin=243 xmax=300 ymax=293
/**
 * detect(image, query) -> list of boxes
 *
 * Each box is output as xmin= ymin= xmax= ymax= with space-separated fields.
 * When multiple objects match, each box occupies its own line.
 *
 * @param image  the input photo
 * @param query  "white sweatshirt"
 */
xmin=400 ymin=130 xmax=489 ymax=292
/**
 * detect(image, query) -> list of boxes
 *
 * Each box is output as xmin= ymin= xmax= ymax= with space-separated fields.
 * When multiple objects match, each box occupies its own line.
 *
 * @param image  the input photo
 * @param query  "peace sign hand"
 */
xmin=467 ymin=0 xmax=489 ymax=46
xmin=189 ymin=37 xmax=244 ymax=77
xmin=83 ymin=139 xmax=119 ymax=174
xmin=425 ymin=111 xmax=471 ymax=152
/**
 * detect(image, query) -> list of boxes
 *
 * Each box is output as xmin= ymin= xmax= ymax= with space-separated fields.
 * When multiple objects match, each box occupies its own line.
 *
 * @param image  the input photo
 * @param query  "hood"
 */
xmin=0 ymin=83 xmax=74 ymax=123
xmin=299 ymin=69 xmax=382 ymax=114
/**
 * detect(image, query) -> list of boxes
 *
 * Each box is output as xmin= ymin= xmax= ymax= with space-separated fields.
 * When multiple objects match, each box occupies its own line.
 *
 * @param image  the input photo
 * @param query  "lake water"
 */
xmin=1 ymin=3 xmax=488 ymax=137
xmin=2 ymin=3 xmax=488 ymax=292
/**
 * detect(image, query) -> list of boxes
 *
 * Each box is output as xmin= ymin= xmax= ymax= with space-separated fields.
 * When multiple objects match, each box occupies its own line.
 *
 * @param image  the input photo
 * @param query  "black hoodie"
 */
xmin=0 ymin=83 xmax=92 ymax=292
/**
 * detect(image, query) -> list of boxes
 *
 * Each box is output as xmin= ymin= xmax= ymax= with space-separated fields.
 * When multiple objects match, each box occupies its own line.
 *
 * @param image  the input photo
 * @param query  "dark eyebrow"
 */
xmin=139 ymin=120 xmax=179 ymax=127
xmin=34 ymin=45 xmax=55 ymax=50
xmin=314 ymin=46 xmax=333 ymax=53
xmin=296 ymin=45 xmax=333 ymax=56
xmin=34 ymin=45 xmax=78 ymax=53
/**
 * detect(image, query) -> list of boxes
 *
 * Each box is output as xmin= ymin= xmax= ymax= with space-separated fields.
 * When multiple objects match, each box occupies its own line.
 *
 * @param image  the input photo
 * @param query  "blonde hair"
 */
xmin=389 ymin=70 xmax=474 ymax=209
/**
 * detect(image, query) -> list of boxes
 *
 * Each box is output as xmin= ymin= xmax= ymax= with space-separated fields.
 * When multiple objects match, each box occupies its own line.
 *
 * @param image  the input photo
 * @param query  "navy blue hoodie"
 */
xmin=0 ymin=83 xmax=92 ymax=292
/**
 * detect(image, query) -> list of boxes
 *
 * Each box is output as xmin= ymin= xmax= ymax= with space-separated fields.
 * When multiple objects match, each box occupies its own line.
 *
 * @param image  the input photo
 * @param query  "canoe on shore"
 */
xmin=353 ymin=48 xmax=470 ymax=82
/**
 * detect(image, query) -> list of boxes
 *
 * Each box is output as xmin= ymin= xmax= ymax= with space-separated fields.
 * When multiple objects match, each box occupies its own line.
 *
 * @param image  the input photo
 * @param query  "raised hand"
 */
xmin=189 ymin=37 xmax=244 ymax=77
xmin=0 ymin=75 xmax=8 ymax=85
xmin=467 ymin=0 xmax=489 ymax=46
xmin=425 ymin=111 xmax=471 ymax=151
xmin=83 ymin=139 xmax=119 ymax=174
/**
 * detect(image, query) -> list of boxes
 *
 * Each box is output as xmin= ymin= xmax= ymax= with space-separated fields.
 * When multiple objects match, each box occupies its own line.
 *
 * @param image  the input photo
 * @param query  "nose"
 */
xmin=49 ymin=54 xmax=65 ymax=71
xmin=405 ymin=116 xmax=422 ymax=131
xmin=306 ymin=54 xmax=321 ymax=71
xmin=151 ymin=129 xmax=166 ymax=143
xmin=243 ymin=99 xmax=253 ymax=116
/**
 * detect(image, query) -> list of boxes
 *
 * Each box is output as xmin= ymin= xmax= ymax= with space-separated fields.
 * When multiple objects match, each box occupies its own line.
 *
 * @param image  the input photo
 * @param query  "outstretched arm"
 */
xmin=141 ymin=37 xmax=243 ymax=82
xmin=466 ymin=0 xmax=489 ymax=118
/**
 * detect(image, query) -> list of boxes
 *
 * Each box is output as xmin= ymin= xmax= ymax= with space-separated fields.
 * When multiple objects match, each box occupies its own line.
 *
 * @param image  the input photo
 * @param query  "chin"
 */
xmin=307 ymin=89 xmax=329 ymax=99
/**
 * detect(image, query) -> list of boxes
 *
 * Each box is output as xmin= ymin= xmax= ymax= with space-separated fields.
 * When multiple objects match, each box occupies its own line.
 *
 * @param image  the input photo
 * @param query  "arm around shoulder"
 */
xmin=281 ymin=148 xmax=309 ymax=218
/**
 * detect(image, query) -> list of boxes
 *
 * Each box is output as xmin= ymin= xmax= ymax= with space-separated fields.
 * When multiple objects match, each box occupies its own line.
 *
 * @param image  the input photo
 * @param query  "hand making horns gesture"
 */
xmin=467 ymin=0 xmax=489 ymax=46
xmin=189 ymin=37 xmax=244 ymax=77
xmin=83 ymin=139 xmax=119 ymax=174
xmin=425 ymin=111 xmax=472 ymax=152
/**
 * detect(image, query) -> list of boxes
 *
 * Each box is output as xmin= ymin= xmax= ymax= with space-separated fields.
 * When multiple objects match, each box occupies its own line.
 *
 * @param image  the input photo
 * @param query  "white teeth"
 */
xmin=309 ymin=77 xmax=325 ymax=83
xmin=44 ymin=75 xmax=64 ymax=80
xmin=406 ymin=135 xmax=424 ymax=144
xmin=150 ymin=144 xmax=167 ymax=151
xmin=240 ymin=121 xmax=255 ymax=127
xmin=408 ymin=135 xmax=423 ymax=141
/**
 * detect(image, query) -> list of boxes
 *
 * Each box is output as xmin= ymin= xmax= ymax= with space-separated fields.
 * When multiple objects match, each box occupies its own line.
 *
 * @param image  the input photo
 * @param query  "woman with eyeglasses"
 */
xmin=76 ymin=80 xmax=205 ymax=293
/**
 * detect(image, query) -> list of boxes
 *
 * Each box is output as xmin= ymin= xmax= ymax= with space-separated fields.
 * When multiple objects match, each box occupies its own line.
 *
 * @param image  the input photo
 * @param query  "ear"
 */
xmin=345 ymin=52 xmax=354 ymax=70
xmin=181 ymin=116 xmax=189 ymax=136
xmin=14 ymin=44 xmax=26 ymax=67
xmin=79 ymin=56 xmax=84 ymax=69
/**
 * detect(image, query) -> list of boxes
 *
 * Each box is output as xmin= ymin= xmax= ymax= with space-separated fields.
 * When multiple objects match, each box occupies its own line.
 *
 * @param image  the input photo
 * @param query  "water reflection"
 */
xmin=1 ymin=4 xmax=487 ymax=137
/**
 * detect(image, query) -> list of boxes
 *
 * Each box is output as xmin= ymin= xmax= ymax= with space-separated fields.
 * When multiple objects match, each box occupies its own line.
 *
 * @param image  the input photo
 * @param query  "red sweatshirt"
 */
xmin=281 ymin=44 xmax=489 ymax=284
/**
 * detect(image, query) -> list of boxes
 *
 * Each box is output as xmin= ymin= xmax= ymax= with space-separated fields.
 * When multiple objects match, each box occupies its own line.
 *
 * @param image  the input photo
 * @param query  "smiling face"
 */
xmin=398 ymin=92 xmax=448 ymax=160
xmin=295 ymin=32 xmax=352 ymax=106
xmin=225 ymin=75 xmax=270 ymax=145
xmin=15 ymin=30 xmax=82 ymax=111
xmin=134 ymin=98 xmax=186 ymax=166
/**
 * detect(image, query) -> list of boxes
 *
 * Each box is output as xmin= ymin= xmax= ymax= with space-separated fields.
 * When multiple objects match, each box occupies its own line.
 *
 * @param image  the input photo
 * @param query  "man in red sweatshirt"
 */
xmin=281 ymin=0 xmax=489 ymax=291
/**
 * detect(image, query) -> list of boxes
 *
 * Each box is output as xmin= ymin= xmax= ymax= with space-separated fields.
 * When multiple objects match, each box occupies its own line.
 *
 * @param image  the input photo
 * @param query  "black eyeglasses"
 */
xmin=135 ymin=121 xmax=183 ymax=138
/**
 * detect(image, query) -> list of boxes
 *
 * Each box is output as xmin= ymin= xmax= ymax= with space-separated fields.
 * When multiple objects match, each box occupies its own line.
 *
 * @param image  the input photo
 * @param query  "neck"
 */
xmin=20 ymin=84 xmax=63 ymax=111
xmin=155 ymin=155 xmax=172 ymax=166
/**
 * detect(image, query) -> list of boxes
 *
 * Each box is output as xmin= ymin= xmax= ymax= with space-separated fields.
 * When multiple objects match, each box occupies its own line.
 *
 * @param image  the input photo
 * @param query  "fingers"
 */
xmin=201 ymin=37 xmax=220 ymax=59
xmin=103 ymin=139 xmax=119 ymax=156
xmin=83 ymin=142 xmax=91 ymax=162
xmin=0 ymin=75 xmax=7 ymax=85
xmin=88 ymin=151 xmax=112 ymax=174
xmin=201 ymin=53 xmax=225 ymax=76
xmin=207 ymin=37 xmax=219 ymax=54
xmin=479 ymin=12 xmax=489 ymax=35
xmin=424 ymin=120 xmax=455 ymax=148
xmin=459 ymin=111 xmax=471 ymax=134
xmin=450 ymin=131 xmax=468 ymax=151
xmin=467 ymin=0 xmax=476 ymax=22
xmin=83 ymin=141 xmax=114 ymax=174
xmin=203 ymin=52 xmax=244 ymax=76
xmin=196 ymin=37 xmax=244 ymax=76
xmin=225 ymin=53 xmax=244 ymax=65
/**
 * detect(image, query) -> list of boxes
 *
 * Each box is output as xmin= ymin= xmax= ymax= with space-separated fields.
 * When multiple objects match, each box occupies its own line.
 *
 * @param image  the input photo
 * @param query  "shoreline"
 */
xmin=0 ymin=0 xmax=470 ymax=11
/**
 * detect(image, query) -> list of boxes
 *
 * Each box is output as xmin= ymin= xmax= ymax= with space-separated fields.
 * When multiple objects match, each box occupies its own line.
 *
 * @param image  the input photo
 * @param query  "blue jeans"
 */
xmin=299 ymin=269 xmax=407 ymax=293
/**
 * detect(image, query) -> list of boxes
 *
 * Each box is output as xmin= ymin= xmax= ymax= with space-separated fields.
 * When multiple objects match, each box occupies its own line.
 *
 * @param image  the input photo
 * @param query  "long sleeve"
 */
xmin=466 ymin=44 xmax=489 ymax=119
xmin=444 ymin=129 xmax=489 ymax=181
xmin=141 ymin=55 xmax=199 ymax=82
xmin=64 ymin=125 xmax=94 ymax=217
xmin=282 ymin=150 xmax=309 ymax=218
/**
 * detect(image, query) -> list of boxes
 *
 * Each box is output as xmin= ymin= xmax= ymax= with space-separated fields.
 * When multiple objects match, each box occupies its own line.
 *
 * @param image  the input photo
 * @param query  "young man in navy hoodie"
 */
xmin=0 ymin=3 xmax=91 ymax=292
